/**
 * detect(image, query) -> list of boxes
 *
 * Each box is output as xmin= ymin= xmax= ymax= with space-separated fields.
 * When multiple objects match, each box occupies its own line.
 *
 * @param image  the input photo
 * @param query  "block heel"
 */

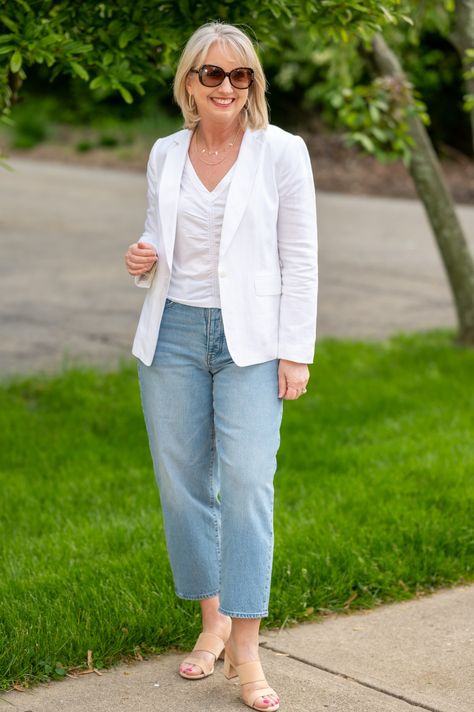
xmin=223 ymin=654 xmax=238 ymax=679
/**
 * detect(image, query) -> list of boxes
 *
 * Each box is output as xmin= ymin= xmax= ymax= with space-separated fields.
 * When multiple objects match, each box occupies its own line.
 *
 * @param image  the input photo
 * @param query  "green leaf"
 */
xmin=372 ymin=126 xmax=388 ymax=142
xmin=14 ymin=0 xmax=31 ymax=11
xmin=352 ymin=131 xmax=375 ymax=153
xmin=10 ymin=50 xmax=22 ymax=73
xmin=90 ymin=75 xmax=109 ymax=90
xmin=379 ymin=6 xmax=395 ymax=23
xmin=119 ymin=31 xmax=129 ymax=49
xmin=108 ymin=20 xmax=121 ymax=35
xmin=70 ymin=61 xmax=89 ymax=81
xmin=0 ymin=15 xmax=19 ymax=33
xmin=118 ymin=27 xmax=139 ymax=49
xmin=368 ymin=103 xmax=380 ymax=122
xmin=1 ymin=114 xmax=14 ymax=126
xmin=118 ymin=85 xmax=133 ymax=103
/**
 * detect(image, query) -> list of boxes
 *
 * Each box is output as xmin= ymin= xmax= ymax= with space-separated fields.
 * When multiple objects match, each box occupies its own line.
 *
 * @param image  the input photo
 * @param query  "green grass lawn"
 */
xmin=0 ymin=330 xmax=473 ymax=689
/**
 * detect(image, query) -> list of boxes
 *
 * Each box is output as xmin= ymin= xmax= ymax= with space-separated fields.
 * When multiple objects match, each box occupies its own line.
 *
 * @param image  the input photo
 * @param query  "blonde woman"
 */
xmin=125 ymin=21 xmax=318 ymax=712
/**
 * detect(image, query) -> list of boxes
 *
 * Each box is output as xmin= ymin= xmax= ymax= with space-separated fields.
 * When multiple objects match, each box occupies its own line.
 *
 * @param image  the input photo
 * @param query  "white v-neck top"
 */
xmin=167 ymin=155 xmax=236 ymax=308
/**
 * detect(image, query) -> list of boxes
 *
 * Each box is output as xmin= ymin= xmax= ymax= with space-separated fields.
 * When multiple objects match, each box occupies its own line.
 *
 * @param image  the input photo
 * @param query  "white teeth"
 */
xmin=211 ymin=98 xmax=234 ymax=105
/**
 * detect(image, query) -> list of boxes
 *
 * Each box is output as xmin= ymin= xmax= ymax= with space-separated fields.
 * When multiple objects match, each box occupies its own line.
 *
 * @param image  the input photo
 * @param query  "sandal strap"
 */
xmin=235 ymin=659 xmax=267 ymax=686
xmin=180 ymin=651 xmax=215 ymax=675
xmin=246 ymin=686 xmax=278 ymax=708
xmin=192 ymin=631 xmax=225 ymax=659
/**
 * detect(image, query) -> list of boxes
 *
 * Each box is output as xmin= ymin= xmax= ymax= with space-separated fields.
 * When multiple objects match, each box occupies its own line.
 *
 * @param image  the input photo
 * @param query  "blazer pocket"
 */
xmin=255 ymin=272 xmax=282 ymax=296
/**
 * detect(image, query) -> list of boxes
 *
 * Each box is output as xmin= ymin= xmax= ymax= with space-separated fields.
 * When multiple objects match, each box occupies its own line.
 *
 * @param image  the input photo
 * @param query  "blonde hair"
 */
xmin=173 ymin=22 xmax=269 ymax=131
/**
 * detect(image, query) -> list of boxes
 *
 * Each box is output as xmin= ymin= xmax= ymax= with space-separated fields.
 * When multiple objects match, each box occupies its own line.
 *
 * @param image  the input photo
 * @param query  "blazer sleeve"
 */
xmin=134 ymin=139 xmax=161 ymax=288
xmin=276 ymin=134 xmax=318 ymax=363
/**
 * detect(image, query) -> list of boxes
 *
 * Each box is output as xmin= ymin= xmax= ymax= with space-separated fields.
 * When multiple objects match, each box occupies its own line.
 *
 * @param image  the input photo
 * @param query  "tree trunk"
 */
xmin=369 ymin=33 xmax=474 ymax=347
xmin=450 ymin=0 xmax=474 ymax=155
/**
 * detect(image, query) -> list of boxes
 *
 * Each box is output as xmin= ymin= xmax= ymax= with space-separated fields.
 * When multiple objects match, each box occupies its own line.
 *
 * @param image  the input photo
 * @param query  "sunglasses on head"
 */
xmin=190 ymin=64 xmax=254 ymax=89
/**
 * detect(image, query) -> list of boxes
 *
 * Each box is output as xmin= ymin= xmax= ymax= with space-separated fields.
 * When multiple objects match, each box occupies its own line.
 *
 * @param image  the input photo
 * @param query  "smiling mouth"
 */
xmin=210 ymin=98 xmax=235 ymax=106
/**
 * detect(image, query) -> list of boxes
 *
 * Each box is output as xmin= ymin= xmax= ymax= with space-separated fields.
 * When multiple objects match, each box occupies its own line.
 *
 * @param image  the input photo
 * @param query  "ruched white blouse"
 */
xmin=166 ymin=154 xmax=236 ymax=308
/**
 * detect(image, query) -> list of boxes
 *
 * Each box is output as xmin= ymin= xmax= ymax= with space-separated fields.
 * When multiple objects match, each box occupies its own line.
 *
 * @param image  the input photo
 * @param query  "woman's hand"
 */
xmin=278 ymin=359 xmax=310 ymax=400
xmin=125 ymin=241 xmax=157 ymax=276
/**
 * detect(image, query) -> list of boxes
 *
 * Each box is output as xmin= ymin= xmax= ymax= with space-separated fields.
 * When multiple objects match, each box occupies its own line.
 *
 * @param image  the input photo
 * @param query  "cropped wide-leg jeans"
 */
xmin=137 ymin=299 xmax=284 ymax=618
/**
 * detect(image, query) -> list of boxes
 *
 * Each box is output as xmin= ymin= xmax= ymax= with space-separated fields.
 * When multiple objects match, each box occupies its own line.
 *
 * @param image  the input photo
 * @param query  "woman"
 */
xmin=125 ymin=21 xmax=318 ymax=712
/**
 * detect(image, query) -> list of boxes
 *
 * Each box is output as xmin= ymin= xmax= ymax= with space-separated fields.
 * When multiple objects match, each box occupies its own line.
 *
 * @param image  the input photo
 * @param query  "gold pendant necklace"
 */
xmin=194 ymin=125 xmax=241 ymax=165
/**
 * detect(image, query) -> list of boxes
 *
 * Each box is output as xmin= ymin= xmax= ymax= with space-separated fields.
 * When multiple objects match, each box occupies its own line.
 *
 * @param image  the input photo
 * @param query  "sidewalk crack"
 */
xmin=260 ymin=642 xmax=446 ymax=712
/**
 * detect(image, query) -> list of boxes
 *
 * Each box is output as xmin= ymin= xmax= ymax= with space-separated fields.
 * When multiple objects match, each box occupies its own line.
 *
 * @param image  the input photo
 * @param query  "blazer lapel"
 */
xmin=219 ymin=127 xmax=265 ymax=260
xmin=158 ymin=129 xmax=192 ymax=269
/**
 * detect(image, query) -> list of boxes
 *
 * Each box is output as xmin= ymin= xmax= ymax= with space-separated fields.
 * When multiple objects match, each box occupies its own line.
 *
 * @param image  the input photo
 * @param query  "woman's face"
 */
xmin=186 ymin=41 xmax=250 ymax=129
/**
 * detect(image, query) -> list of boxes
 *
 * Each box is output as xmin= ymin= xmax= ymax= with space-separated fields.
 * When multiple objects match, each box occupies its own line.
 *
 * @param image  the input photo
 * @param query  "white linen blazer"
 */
xmin=132 ymin=123 xmax=318 ymax=367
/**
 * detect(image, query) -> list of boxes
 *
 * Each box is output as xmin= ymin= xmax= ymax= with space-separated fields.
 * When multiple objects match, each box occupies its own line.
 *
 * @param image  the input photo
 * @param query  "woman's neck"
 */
xmin=195 ymin=119 xmax=243 ymax=150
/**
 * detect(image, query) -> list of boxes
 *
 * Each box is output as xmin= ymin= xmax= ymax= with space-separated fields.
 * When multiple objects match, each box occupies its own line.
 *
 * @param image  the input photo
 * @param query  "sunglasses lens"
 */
xmin=230 ymin=68 xmax=253 ymax=88
xmin=198 ymin=65 xmax=253 ymax=88
xmin=201 ymin=66 xmax=225 ymax=86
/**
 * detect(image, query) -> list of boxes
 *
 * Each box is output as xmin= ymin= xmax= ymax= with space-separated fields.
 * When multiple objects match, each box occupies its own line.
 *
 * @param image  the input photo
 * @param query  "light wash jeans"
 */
xmin=137 ymin=299 xmax=283 ymax=618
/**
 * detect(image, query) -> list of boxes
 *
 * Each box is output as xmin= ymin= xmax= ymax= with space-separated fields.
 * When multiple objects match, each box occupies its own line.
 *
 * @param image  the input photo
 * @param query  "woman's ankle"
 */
xmin=202 ymin=614 xmax=231 ymax=635
xmin=200 ymin=598 xmax=231 ymax=636
xmin=225 ymin=617 xmax=261 ymax=662
xmin=225 ymin=636 xmax=260 ymax=663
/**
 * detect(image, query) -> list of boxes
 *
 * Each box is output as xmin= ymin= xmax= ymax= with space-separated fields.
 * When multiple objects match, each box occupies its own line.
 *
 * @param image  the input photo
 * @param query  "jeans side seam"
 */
xmin=208 ymin=416 xmax=221 ymax=583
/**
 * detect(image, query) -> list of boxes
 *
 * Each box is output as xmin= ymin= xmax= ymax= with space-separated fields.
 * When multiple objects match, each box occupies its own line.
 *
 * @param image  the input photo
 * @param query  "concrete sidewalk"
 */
xmin=1 ymin=584 xmax=472 ymax=711
xmin=1 ymin=158 xmax=474 ymax=377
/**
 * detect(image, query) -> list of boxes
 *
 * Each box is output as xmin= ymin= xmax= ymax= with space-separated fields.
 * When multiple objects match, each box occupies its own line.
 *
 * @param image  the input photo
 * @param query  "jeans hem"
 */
xmin=176 ymin=589 xmax=220 ymax=601
xmin=218 ymin=607 xmax=268 ymax=619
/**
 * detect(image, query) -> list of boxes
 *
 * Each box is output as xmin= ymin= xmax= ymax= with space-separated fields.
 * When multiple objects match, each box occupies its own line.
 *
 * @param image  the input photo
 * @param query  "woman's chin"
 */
xmin=202 ymin=111 xmax=239 ymax=125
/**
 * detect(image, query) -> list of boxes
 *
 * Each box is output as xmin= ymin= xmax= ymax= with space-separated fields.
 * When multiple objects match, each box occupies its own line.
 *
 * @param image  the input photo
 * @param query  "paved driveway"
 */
xmin=1 ymin=158 xmax=473 ymax=377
